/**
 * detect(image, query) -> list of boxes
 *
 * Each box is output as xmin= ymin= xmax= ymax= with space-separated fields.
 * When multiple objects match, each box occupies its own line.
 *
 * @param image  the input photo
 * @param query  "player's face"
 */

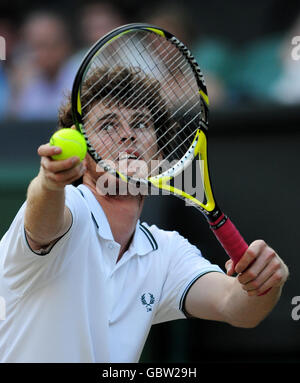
xmin=85 ymin=101 xmax=161 ymax=178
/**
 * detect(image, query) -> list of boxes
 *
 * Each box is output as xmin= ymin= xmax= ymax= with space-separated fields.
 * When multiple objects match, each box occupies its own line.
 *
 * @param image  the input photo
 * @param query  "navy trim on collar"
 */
xmin=78 ymin=188 xmax=99 ymax=229
xmin=139 ymin=223 xmax=158 ymax=251
xmin=77 ymin=184 xmax=158 ymax=254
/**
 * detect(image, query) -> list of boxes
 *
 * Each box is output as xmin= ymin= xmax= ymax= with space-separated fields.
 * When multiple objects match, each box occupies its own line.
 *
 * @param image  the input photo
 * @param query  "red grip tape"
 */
xmin=210 ymin=216 xmax=248 ymax=266
xmin=210 ymin=216 xmax=271 ymax=296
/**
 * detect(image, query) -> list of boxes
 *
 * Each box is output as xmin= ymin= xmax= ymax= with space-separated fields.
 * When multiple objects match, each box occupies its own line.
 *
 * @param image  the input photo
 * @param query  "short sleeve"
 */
xmin=0 ymin=185 xmax=90 ymax=296
xmin=153 ymin=230 xmax=224 ymax=324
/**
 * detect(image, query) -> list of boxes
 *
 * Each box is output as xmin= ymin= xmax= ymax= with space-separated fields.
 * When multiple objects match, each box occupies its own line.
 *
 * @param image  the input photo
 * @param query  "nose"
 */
xmin=120 ymin=121 xmax=136 ymax=143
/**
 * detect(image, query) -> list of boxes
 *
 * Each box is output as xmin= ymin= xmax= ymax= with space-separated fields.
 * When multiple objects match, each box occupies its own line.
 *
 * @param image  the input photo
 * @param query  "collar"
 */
xmin=77 ymin=184 xmax=158 ymax=256
xmin=130 ymin=222 xmax=158 ymax=256
xmin=77 ymin=184 xmax=114 ymax=241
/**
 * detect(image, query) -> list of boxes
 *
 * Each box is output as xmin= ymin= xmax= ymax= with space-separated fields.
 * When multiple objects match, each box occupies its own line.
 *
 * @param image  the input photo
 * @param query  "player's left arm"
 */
xmin=184 ymin=240 xmax=289 ymax=328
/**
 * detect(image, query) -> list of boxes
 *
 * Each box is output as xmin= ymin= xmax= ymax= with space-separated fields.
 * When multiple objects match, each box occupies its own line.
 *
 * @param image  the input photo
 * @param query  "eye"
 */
xmin=101 ymin=123 xmax=115 ymax=132
xmin=133 ymin=122 xmax=147 ymax=129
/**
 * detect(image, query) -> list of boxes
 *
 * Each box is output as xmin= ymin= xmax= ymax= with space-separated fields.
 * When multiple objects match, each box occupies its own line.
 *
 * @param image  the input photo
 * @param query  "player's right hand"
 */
xmin=37 ymin=144 xmax=86 ymax=191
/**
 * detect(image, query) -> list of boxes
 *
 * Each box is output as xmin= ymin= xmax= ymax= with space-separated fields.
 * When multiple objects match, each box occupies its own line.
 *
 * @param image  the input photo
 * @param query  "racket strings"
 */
xmin=80 ymin=30 xmax=144 ymax=98
xmin=87 ymin=64 xmax=198 ymax=164
xmin=80 ymin=30 xmax=201 ymax=177
xmin=148 ymin=109 xmax=201 ymax=172
xmin=84 ymin=30 xmax=197 ymax=118
xmin=81 ymin=30 xmax=156 ymax=105
xmin=82 ymin=33 xmax=193 ymax=123
xmin=86 ymin=83 xmax=198 ymax=176
xmin=84 ymin=67 xmax=197 ymax=163
xmin=83 ymin=63 xmax=193 ymax=165
xmin=83 ymin=69 xmax=168 ymax=162
xmin=83 ymin=32 xmax=195 ymax=114
xmin=95 ymin=77 xmax=199 ymax=168
xmin=88 ymin=61 xmax=194 ymax=154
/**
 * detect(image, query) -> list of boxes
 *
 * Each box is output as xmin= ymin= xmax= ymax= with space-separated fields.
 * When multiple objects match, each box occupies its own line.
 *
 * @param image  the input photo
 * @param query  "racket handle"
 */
xmin=209 ymin=214 xmax=248 ymax=266
xmin=209 ymin=215 xmax=271 ymax=296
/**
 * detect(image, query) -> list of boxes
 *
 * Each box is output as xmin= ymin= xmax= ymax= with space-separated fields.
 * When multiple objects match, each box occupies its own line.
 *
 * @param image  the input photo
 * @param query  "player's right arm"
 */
xmin=24 ymin=144 xmax=85 ymax=251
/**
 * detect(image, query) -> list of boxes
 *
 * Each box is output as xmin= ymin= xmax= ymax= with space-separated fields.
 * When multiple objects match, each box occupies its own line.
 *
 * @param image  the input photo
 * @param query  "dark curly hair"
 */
xmin=59 ymin=66 xmax=173 ymax=140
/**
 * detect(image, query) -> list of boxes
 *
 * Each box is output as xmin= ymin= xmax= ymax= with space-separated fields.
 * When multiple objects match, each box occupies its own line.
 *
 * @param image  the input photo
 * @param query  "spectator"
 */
xmin=0 ymin=15 xmax=17 ymax=119
xmin=143 ymin=3 xmax=228 ymax=108
xmin=0 ymin=65 xmax=10 ymax=119
xmin=80 ymin=1 xmax=126 ymax=46
xmin=271 ymin=14 xmax=300 ymax=104
xmin=223 ymin=15 xmax=300 ymax=104
xmin=10 ymin=11 xmax=75 ymax=120
xmin=66 ymin=1 xmax=127 ymax=73
xmin=226 ymin=34 xmax=282 ymax=104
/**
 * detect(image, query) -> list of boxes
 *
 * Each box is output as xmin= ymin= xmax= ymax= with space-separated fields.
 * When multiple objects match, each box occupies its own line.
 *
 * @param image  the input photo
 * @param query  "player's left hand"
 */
xmin=225 ymin=240 xmax=289 ymax=296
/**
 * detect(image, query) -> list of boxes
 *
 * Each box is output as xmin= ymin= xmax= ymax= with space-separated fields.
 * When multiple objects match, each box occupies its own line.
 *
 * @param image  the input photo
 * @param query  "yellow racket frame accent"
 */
xmin=77 ymin=91 xmax=82 ymax=115
xmin=115 ymin=170 xmax=128 ymax=182
xmin=145 ymin=27 xmax=165 ymax=37
xmin=104 ymin=29 xmax=133 ymax=46
xmin=149 ymin=130 xmax=215 ymax=212
xmin=199 ymin=90 xmax=209 ymax=106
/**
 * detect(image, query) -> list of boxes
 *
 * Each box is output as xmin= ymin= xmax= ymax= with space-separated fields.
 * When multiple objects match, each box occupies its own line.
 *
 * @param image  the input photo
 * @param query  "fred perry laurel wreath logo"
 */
xmin=141 ymin=293 xmax=155 ymax=312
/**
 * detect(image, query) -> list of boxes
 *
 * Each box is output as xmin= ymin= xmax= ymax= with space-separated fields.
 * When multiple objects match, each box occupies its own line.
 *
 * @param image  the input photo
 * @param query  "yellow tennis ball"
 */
xmin=50 ymin=128 xmax=87 ymax=161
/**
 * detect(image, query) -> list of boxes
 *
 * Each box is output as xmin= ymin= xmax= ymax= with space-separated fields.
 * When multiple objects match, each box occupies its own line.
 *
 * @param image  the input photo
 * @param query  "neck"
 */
xmin=83 ymin=178 xmax=144 ymax=260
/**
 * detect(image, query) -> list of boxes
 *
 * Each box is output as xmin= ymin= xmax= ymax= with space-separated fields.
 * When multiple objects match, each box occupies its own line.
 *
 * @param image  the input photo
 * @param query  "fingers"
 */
xmin=37 ymin=143 xmax=86 ymax=190
xmin=225 ymin=259 xmax=235 ymax=276
xmin=236 ymin=241 xmax=275 ymax=282
xmin=44 ymin=160 xmax=85 ymax=183
xmin=234 ymin=240 xmax=289 ymax=297
xmin=239 ymin=254 xmax=280 ymax=295
xmin=41 ymin=155 xmax=80 ymax=174
xmin=235 ymin=240 xmax=267 ymax=274
xmin=38 ymin=143 xmax=61 ymax=158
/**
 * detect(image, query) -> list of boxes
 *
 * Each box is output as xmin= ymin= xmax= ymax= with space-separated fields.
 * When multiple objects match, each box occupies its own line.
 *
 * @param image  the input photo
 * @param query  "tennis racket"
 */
xmin=71 ymin=23 xmax=248 ymax=269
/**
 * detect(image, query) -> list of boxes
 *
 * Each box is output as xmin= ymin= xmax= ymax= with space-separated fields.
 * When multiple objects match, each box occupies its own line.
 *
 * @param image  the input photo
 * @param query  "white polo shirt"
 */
xmin=0 ymin=184 xmax=223 ymax=363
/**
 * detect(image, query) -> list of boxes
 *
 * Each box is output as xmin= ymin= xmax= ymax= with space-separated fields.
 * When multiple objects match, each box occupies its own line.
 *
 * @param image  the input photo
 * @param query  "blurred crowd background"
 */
xmin=1 ymin=0 xmax=300 ymax=121
xmin=0 ymin=0 xmax=300 ymax=364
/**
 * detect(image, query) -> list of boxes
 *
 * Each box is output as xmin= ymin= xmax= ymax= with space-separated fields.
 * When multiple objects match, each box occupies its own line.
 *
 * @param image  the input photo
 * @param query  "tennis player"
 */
xmin=0 ymin=68 xmax=289 ymax=363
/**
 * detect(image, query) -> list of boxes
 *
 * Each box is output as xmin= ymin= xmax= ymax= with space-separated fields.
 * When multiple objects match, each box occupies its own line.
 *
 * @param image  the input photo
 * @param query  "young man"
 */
xmin=0 ymin=67 xmax=289 ymax=363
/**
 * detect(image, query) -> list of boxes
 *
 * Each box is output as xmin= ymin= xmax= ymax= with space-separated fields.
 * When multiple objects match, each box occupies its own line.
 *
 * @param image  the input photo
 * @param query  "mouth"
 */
xmin=118 ymin=150 xmax=141 ymax=161
xmin=117 ymin=150 xmax=148 ymax=178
